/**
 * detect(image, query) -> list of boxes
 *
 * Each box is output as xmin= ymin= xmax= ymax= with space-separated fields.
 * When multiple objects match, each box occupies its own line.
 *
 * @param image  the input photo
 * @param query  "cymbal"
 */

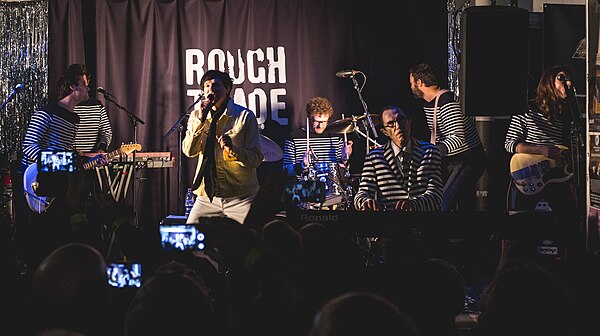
xmin=326 ymin=114 xmax=380 ymax=134
xmin=259 ymin=134 xmax=283 ymax=162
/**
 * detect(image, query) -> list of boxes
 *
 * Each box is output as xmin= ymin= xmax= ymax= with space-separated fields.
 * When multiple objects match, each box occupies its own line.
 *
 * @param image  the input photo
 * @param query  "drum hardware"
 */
xmin=326 ymin=114 xmax=382 ymax=150
xmin=300 ymin=161 xmax=355 ymax=210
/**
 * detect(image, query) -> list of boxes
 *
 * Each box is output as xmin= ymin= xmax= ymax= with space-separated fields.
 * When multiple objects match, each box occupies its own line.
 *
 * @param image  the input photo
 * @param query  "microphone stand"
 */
xmin=563 ymin=85 xmax=587 ymax=228
xmin=164 ymin=93 xmax=203 ymax=214
xmin=0 ymin=86 xmax=22 ymax=111
xmin=348 ymin=73 xmax=380 ymax=153
xmin=102 ymin=93 xmax=145 ymax=227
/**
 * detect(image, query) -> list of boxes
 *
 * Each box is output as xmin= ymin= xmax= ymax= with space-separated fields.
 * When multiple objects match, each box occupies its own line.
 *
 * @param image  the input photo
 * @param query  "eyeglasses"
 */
xmin=312 ymin=119 xmax=329 ymax=125
xmin=383 ymin=117 xmax=408 ymax=129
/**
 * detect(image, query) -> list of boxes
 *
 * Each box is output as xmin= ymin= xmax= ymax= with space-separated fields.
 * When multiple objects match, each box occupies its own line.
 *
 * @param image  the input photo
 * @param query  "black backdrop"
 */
xmin=47 ymin=0 xmax=447 ymax=228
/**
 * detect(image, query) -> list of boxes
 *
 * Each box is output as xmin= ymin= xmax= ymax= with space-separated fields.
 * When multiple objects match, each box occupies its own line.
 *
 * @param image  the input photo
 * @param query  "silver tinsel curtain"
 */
xmin=447 ymin=0 xmax=473 ymax=95
xmin=0 ymin=0 xmax=48 ymax=163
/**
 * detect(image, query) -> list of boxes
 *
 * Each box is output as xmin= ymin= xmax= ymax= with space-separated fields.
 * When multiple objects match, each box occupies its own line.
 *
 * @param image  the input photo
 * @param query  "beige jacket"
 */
xmin=182 ymin=99 xmax=263 ymax=198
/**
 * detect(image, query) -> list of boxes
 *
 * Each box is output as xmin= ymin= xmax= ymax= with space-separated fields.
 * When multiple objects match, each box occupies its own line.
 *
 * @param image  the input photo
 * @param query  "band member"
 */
xmin=504 ymin=65 xmax=583 ymax=260
xmin=183 ymin=70 xmax=263 ymax=225
xmin=505 ymin=65 xmax=579 ymax=215
xmin=15 ymin=68 xmax=90 ymax=269
xmin=67 ymin=64 xmax=113 ymax=153
xmin=282 ymin=96 xmax=353 ymax=209
xmin=353 ymin=106 xmax=442 ymax=211
xmin=409 ymin=63 xmax=486 ymax=211
xmin=282 ymin=96 xmax=353 ymax=178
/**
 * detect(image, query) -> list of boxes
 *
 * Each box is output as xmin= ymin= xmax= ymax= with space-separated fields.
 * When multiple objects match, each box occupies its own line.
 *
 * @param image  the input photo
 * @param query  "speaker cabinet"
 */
xmin=459 ymin=6 xmax=529 ymax=116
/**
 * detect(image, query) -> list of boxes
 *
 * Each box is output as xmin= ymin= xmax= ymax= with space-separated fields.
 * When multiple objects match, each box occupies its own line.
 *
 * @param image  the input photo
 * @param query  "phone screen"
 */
xmin=38 ymin=150 xmax=77 ymax=173
xmin=107 ymin=262 xmax=142 ymax=288
xmin=159 ymin=224 xmax=206 ymax=251
xmin=283 ymin=180 xmax=326 ymax=203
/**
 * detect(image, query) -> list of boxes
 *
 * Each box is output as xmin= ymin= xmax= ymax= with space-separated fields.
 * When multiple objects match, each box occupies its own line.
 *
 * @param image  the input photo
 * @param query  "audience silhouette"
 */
xmin=27 ymin=243 xmax=112 ymax=336
xmin=307 ymin=291 xmax=420 ymax=336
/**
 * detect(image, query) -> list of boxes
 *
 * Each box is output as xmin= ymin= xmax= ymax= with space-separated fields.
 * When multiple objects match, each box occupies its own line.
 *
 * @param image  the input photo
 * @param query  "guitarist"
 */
xmin=13 ymin=67 xmax=91 ymax=271
xmin=504 ymin=65 xmax=581 ymax=256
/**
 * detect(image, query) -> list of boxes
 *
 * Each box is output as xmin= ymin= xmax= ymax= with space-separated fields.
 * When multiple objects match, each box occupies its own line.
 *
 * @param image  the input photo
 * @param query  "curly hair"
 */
xmin=306 ymin=96 xmax=334 ymax=118
xmin=409 ymin=63 xmax=440 ymax=87
xmin=535 ymin=65 xmax=571 ymax=122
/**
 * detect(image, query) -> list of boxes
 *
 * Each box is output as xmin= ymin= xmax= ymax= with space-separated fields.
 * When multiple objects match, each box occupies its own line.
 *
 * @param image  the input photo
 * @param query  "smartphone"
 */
xmin=36 ymin=150 xmax=78 ymax=197
xmin=106 ymin=261 xmax=142 ymax=288
xmin=283 ymin=180 xmax=326 ymax=204
xmin=159 ymin=224 xmax=206 ymax=251
xmin=38 ymin=150 xmax=77 ymax=173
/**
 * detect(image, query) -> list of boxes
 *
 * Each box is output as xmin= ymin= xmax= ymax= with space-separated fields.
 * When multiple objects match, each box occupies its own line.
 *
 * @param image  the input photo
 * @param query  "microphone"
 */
xmin=335 ymin=69 xmax=360 ymax=78
xmin=15 ymin=83 xmax=24 ymax=91
xmin=96 ymin=86 xmax=115 ymax=98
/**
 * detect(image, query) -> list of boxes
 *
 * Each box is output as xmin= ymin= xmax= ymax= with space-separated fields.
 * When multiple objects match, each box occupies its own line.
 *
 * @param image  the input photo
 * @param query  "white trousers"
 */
xmin=186 ymin=194 xmax=254 ymax=225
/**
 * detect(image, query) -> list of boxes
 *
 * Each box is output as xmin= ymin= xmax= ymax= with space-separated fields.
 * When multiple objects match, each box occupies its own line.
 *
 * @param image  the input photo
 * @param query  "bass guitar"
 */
xmin=509 ymin=145 xmax=572 ymax=196
xmin=24 ymin=143 xmax=141 ymax=213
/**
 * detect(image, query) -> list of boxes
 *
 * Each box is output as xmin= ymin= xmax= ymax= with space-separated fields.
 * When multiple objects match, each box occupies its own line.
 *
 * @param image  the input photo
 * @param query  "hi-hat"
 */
xmin=260 ymin=134 xmax=283 ymax=162
xmin=326 ymin=114 xmax=380 ymax=134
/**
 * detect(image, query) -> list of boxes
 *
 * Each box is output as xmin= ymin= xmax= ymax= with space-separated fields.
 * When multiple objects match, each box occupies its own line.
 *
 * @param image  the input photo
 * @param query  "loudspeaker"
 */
xmin=474 ymin=117 xmax=512 ymax=211
xmin=459 ymin=6 xmax=529 ymax=116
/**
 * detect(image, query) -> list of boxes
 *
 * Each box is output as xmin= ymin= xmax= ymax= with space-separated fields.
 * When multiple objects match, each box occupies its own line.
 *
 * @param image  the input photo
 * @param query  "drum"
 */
xmin=307 ymin=162 xmax=351 ymax=208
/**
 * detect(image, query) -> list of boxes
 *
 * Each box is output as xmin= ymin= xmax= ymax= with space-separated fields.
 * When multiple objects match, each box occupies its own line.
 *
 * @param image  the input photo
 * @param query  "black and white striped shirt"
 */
xmin=74 ymin=98 xmax=112 ymax=153
xmin=505 ymin=104 xmax=565 ymax=153
xmin=353 ymin=138 xmax=443 ymax=211
xmin=282 ymin=128 xmax=343 ymax=177
xmin=423 ymin=91 xmax=482 ymax=156
xmin=21 ymin=102 xmax=80 ymax=170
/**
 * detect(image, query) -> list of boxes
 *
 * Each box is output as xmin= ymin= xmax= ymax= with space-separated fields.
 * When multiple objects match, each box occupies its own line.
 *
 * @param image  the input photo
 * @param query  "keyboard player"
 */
xmin=353 ymin=106 xmax=443 ymax=212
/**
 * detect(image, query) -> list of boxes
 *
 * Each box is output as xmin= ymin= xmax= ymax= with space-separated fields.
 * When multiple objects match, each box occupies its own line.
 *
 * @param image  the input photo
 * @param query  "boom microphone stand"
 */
xmin=0 ymin=83 xmax=24 ymax=111
xmin=336 ymin=70 xmax=380 ymax=153
xmin=565 ymin=86 xmax=585 ymax=215
xmin=164 ymin=92 xmax=204 ymax=213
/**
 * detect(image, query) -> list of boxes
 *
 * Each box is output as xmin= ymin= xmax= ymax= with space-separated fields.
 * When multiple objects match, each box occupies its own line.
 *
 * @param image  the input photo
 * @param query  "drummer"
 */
xmin=282 ymin=96 xmax=353 ymax=179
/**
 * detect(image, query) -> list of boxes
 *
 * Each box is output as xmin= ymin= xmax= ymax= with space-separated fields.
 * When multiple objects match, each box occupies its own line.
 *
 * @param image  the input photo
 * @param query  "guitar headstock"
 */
xmin=120 ymin=143 xmax=142 ymax=154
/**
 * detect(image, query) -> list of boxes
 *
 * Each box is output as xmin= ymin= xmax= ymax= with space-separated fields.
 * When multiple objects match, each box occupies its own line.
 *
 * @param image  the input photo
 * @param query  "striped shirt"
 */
xmin=73 ymin=98 xmax=112 ymax=153
xmin=21 ymin=102 xmax=80 ymax=170
xmin=505 ymin=104 xmax=565 ymax=153
xmin=282 ymin=128 xmax=344 ymax=177
xmin=353 ymin=138 xmax=442 ymax=211
xmin=423 ymin=91 xmax=482 ymax=156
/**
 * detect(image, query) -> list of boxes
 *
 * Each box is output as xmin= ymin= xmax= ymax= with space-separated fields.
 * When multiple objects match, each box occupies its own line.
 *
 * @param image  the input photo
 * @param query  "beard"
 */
xmin=412 ymin=86 xmax=424 ymax=99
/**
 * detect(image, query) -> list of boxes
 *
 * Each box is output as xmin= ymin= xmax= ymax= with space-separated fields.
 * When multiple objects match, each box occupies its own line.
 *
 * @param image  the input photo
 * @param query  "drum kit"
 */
xmin=259 ymin=113 xmax=382 ymax=210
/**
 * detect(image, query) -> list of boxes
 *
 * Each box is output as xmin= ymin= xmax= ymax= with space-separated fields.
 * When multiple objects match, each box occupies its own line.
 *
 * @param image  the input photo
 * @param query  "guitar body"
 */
xmin=510 ymin=151 xmax=573 ymax=196
xmin=24 ymin=143 xmax=141 ymax=213
xmin=23 ymin=162 xmax=54 ymax=213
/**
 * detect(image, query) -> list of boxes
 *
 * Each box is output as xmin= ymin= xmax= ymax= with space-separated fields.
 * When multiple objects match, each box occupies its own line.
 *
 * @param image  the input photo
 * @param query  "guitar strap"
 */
xmin=430 ymin=89 xmax=449 ymax=144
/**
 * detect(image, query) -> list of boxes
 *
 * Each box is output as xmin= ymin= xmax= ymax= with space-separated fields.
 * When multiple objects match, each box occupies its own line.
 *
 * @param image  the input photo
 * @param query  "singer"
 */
xmin=504 ymin=66 xmax=580 ymax=238
xmin=182 ymin=70 xmax=263 ymax=225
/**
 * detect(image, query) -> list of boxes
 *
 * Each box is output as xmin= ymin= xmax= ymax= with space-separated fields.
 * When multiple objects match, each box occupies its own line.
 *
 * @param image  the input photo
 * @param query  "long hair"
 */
xmin=535 ymin=65 xmax=571 ymax=122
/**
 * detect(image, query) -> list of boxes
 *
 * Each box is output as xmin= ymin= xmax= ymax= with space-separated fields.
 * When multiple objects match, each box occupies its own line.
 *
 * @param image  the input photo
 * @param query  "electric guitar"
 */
xmin=509 ymin=145 xmax=572 ymax=196
xmin=24 ymin=143 xmax=141 ymax=213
